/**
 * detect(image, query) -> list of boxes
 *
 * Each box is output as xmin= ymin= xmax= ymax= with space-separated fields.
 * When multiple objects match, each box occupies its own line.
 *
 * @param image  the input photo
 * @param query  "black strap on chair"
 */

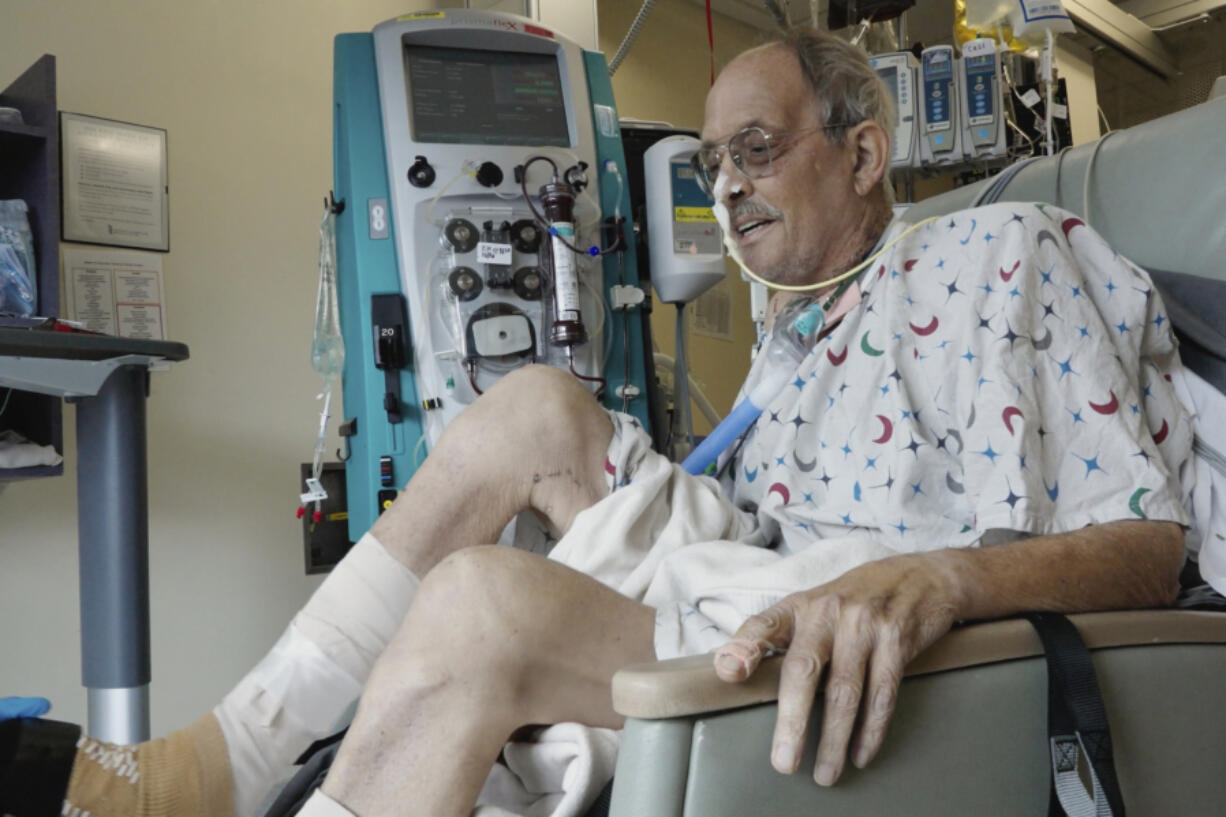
xmin=260 ymin=728 xmax=348 ymax=817
xmin=1027 ymin=612 xmax=1126 ymax=817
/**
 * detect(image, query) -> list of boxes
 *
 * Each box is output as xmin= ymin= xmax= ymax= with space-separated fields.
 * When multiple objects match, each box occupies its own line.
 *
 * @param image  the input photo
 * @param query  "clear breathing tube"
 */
xmin=302 ymin=204 xmax=345 ymax=519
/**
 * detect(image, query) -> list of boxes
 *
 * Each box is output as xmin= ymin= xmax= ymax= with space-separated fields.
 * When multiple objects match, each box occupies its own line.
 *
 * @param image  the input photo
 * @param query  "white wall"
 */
xmin=0 ymin=0 xmax=418 ymax=735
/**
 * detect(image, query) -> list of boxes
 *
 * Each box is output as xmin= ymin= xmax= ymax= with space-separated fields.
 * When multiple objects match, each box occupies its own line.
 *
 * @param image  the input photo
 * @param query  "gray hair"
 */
xmin=764 ymin=29 xmax=896 ymax=203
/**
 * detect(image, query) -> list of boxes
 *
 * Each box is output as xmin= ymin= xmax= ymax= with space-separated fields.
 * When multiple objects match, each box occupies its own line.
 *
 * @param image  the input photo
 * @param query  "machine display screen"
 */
xmin=878 ymin=66 xmax=899 ymax=103
xmin=405 ymin=45 xmax=570 ymax=146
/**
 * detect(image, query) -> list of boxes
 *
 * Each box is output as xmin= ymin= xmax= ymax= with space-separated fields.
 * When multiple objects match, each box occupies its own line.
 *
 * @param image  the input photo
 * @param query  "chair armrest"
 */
xmin=611 ymin=609 xmax=1226 ymax=719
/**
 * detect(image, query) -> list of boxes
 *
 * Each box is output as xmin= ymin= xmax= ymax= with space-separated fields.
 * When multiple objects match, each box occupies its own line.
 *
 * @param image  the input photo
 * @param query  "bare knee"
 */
xmin=374 ymin=546 xmax=654 ymax=731
xmin=390 ymin=547 xmax=546 ymax=697
xmin=481 ymin=365 xmax=610 ymax=442
xmin=412 ymin=546 xmax=541 ymax=644
xmin=439 ymin=366 xmax=613 ymax=535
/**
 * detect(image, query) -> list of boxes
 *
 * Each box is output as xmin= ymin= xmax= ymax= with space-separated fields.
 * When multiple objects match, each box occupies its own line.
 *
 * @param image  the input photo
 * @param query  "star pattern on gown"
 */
xmin=726 ymin=202 xmax=1186 ymax=551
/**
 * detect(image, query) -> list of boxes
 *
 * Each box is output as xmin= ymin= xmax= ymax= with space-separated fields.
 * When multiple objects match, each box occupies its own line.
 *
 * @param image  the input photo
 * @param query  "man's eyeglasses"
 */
xmin=689 ymin=124 xmax=848 ymax=198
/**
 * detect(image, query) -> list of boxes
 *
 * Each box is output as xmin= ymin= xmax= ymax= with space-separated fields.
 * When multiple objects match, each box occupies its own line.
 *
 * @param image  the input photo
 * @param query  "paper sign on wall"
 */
xmin=63 ymin=247 xmax=167 ymax=340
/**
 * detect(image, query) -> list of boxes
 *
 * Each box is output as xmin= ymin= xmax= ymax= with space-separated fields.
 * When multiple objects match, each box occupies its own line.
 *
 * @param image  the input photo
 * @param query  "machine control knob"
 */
xmin=511 ymin=219 xmax=542 ymax=253
xmin=408 ymin=155 xmax=436 ymax=188
xmin=564 ymin=161 xmax=589 ymax=193
xmin=444 ymin=218 xmax=479 ymax=253
xmin=448 ymin=266 xmax=483 ymax=302
xmin=475 ymin=161 xmax=504 ymax=188
xmin=513 ymin=266 xmax=544 ymax=301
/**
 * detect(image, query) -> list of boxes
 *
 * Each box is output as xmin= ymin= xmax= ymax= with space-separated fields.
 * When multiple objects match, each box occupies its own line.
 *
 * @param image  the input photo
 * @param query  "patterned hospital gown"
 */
xmin=549 ymin=201 xmax=1195 ymax=659
xmin=520 ymin=202 xmax=1197 ymax=817
xmin=726 ymin=201 xmax=1192 ymax=557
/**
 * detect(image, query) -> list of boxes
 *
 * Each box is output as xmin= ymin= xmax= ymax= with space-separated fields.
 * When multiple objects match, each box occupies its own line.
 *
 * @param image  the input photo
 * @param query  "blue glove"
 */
xmin=0 ymin=696 xmax=51 ymax=720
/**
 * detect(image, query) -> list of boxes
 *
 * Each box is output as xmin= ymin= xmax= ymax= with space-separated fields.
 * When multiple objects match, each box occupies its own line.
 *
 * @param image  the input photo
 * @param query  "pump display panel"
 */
xmin=404 ymin=45 xmax=570 ymax=146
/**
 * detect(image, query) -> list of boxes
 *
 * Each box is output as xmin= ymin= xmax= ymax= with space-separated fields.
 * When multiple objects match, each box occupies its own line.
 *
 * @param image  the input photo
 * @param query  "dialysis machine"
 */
xmin=332 ymin=10 xmax=652 ymax=540
xmin=870 ymin=52 xmax=920 ymax=169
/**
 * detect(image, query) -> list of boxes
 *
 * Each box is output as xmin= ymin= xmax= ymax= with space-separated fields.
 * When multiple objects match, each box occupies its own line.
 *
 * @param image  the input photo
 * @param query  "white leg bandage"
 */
xmin=213 ymin=533 xmax=419 ymax=817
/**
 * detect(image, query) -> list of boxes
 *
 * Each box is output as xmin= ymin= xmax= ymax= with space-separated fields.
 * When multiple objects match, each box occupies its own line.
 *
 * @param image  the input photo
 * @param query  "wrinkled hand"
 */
xmin=713 ymin=552 xmax=963 ymax=786
xmin=0 ymin=696 xmax=51 ymax=720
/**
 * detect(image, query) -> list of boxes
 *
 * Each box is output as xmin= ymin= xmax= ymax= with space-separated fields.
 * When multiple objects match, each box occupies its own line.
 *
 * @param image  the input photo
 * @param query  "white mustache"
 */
xmin=727 ymin=201 xmax=782 ymax=222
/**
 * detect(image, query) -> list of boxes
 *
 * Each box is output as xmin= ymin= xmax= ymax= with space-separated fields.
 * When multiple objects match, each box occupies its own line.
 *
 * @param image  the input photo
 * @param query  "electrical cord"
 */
xmin=1081 ymin=129 xmax=1119 ymax=228
xmin=1096 ymin=105 xmax=1112 ymax=134
xmin=653 ymin=352 xmax=722 ymax=427
xmin=608 ymin=0 xmax=656 ymax=75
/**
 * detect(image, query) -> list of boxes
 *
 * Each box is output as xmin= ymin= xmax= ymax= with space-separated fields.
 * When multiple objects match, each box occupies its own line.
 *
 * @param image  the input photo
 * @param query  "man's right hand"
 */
xmin=712 ymin=551 xmax=963 ymax=787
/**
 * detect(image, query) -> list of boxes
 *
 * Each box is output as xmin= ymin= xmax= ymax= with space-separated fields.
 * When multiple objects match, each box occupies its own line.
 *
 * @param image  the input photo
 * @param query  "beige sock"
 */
xmin=62 ymin=713 xmax=234 ymax=817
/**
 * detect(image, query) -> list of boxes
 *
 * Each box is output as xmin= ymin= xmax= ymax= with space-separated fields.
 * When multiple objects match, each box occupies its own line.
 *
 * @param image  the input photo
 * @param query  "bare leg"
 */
xmin=370 ymin=364 xmax=615 ymax=576
xmin=321 ymin=546 xmax=656 ymax=817
xmin=39 ymin=367 xmax=619 ymax=817
xmin=213 ymin=364 xmax=617 ymax=815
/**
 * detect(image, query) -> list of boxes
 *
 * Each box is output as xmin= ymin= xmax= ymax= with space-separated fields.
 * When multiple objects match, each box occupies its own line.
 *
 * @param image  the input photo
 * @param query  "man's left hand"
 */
xmin=712 ymin=552 xmax=962 ymax=786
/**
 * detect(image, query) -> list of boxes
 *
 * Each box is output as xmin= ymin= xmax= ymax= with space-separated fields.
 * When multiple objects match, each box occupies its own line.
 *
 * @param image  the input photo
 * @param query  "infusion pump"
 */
xmin=879 ymin=40 xmax=1010 ymax=169
xmin=871 ymin=52 xmax=919 ymax=169
xmin=961 ymin=38 xmax=1006 ymax=159
xmin=919 ymin=44 xmax=964 ymax=166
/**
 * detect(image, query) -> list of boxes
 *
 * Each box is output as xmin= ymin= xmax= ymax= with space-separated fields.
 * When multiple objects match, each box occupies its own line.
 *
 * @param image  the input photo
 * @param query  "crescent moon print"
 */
xmin=767 ymin=482 xmax=790 ymax=504
xmin=1062 ymin=217 xmax=1085 ymax=238
xmin=861 ymin=332 xmax=885 ymax=357
xmin=1152 ymin=419 xmax=1170 ymax=445
xmin=1032 ymin=328 xmax=1054 ymax=351
xmin=1002 ymin=406 xmax=1023 ymax=435
xmin=946 ymin=472 xmax=965 ymax=494
xmin=1036 ymin=230 xmax=1060 ymax=250
xmin=793 ymin=452 xmax=818 ymax=472
xmin=909 ymin=316 xmax=939 ymax=336
xmin=1129 ymin=487 xmax=1150 ymax=518
xmin=946 ymin=428 xmax=964 ymax=454
xmin=1089 ymin=391 xmax=1119 ymax=415
xmin=904 ymin=259 xmax=918 ymax=272
xmin=827 ymin=346 xmax=848 ymax=366
xmin=999 ymin=260 xmax=1020 ymax=281
xmin=873 ymin=415 xmax=894 ymax=444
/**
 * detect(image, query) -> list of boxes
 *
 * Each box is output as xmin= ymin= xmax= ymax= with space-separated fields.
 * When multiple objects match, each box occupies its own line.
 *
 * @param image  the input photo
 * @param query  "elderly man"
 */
xmin=7 ymin=27 xmax=1190 ymax=817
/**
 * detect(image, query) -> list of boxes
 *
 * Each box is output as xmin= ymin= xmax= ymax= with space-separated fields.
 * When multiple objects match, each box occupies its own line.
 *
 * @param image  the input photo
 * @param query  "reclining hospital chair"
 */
xmin=602 ymin=89 xmax=1226 ymax=816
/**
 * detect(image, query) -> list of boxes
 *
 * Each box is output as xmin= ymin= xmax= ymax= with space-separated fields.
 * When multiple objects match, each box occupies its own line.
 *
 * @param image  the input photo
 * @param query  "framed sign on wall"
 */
xmin=60 ymin=112 xmax=169 ymax=251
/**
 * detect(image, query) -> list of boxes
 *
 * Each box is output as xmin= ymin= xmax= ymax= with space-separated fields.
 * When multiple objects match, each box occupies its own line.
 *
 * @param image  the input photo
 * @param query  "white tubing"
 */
xmin=653 ymin=352 xmax=722 ymax=427
xmin=214 ymin=534 xmax=419 ymax=817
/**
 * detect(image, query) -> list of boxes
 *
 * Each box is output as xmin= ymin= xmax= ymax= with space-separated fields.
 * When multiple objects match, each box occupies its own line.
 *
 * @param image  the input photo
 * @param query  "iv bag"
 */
xmin=1009 ymin=0 xmax=1076 ymax=44
xmin=312 ymin=209 xmax=345 ymax=380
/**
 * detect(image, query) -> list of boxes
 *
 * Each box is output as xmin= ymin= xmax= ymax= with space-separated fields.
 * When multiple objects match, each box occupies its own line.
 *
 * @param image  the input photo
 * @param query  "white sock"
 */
xmin=213 ymin=533 xmax=419 ymax=817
